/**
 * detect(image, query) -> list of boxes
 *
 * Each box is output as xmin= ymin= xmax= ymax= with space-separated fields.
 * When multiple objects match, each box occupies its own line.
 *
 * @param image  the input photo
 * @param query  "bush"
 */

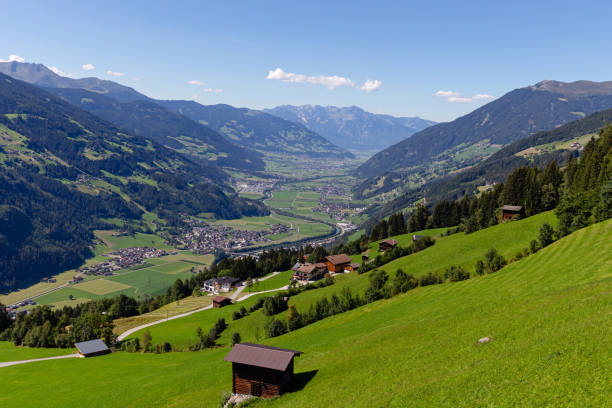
xmin=265 ymin=318 xmax=288 ymax=338
xmin=444 ymin=265 xmax=470 ymax=282
xmin=162 ymin=342 xmax=172 ymax=352
xmin=262 ymin=294 xmax=288 ymax=316
xmin=475 ymin=260 xmax=485 ymax=276
xmin=419 ymin=272 xmax=442 ymax=286
xmin=231 ymin=332 xmax=241 ymax=346
xmin=530 ymin=239 xmax=540 ymax=254
xmin=248 ymin=298 xmax=265 ymax=313
xmin=484 ymin=248 xmax=506 ymax=273
xmin=539 ymin=223 xmax=555 ymax=248
xmin=391 ymin=269 xmax=417 ymax=295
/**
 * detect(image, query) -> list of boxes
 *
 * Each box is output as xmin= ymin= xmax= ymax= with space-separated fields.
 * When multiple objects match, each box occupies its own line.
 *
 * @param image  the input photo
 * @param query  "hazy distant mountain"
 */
xmin=357 ymin=80 xmax=612 ymax=178
xmin=0 ymin=61 xmax=147 ymax=102
xmin=158 ymin=101 xmax=353 ymax=158
xmin=263 ymin=105 xmax=436 ymax=151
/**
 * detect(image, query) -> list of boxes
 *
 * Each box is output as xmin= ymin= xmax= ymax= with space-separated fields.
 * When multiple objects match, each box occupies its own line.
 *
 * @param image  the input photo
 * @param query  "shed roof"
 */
xmin=325 ymin=254 xmax=352 ymax=265
xmin=213 ymin=296 xmax=230 ymax=303
xmin=502 ymin=205 xmax=523 ymax=212
xmin=380 ymin=238 xmax=398 ymax=246
xmin=225 ymin=343 xmax=302 ymax=371
xmin=349 ymin=263 xmax=361 ymax=268
xmin=75 ymin=339 xmax=109 ymax=355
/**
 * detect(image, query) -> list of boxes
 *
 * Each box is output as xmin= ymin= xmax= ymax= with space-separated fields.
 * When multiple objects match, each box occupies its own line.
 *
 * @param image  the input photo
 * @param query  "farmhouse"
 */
xmin=202 ymin=276 xmax=240 ymax=294
xmin=345 ymin=262 xmax=361 ymax=272
xmin=378 ymin=238 xmax=398 ymax=251
xmin=213 ymin=296 xmax=232 ymax=308
xmin=325 ymin=254 xmax=352 ymax=273
xmin=293 ymin=262 xmax=327 ymax=281
xmin=225 ymin=343 xmax=303 ymax=398
xmin=501 ymin=205 xmax=524 ymax=221
xmin=75 ymin=339 xmax=111 ymax=357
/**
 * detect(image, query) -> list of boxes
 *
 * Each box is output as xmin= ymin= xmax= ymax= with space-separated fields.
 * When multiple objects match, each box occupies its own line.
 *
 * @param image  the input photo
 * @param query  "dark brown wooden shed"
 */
xmin=213 ymin=296 xmax=232 ymax=308
xmin=225 ymin=343 xmax=303 ymax=398
xmin=378 ymin=238 xmax=399 ymax=251
xmin=501 ymin=205 xmax=524 ymax=221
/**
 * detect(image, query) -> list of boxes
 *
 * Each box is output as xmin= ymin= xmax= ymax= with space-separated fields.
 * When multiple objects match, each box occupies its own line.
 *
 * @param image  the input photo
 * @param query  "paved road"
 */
xmin=0 ymin=353 xmax=81 ymax=368
xmin=118 ymin=271 xmax=284 ymax=341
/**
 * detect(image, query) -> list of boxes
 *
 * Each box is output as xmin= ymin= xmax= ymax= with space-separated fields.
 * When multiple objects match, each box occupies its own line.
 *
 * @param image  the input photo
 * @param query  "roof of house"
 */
xmin=217 ymin=276 xmax=240 ymax=285
xmin=75 ymin=339 xmax=109 ymax=355
xmin=380 ymin=238 xmax=398 ymax=246
xmin=225 ymin=342 xmax=303 ymax=371
xmin=291 ymin=262 xmax=302 ymax=271
xmin=325 ymin=254 xmax=352 ymax=265
xmin=502 ymin=205 xmax=523 ymax=212
xmin=296 ymin=263 xmax=326 ymax=274
xmin=213 ymin=296 xmax=230 ymax=303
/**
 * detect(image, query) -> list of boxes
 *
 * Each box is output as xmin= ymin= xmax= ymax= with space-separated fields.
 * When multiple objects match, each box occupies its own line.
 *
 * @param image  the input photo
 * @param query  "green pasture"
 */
xmin=0 ymin=342 xmax=72 ymax=363
xmin=1 ymin=218 xmax=610 ymax=407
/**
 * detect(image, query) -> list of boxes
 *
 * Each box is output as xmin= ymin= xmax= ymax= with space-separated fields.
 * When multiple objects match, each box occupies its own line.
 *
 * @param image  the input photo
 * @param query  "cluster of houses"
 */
xmin=234 ymin=179 xmax=276 ymax=194
xmin=201 ymin=276 xmax=240 ymax=294
xmin=177 ymin=221 xmax=291 ymax=253
xmin=5 ymin=299 xmax=36 ymax=318
xmin=40 ymin=277 xmax=57 ymax=283
xmin=79 ymin=247 xmax=175 ymax=276
xmin=569 ymin=141 xmax=584 ymax=151
xmin=291 ymin=253 xmax=360 ymax=281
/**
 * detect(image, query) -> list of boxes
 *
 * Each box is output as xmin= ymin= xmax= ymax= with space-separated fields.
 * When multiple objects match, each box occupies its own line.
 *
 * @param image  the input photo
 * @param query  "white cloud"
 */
xmin=435 ymin=90 xmax=495 ymax=103
xmin=106 ymin=70 xmax=125 ymax=77
xmin=0 ymin=54 xmax=25 ymax=63
xmin=188 ymin=79 xmax=204 ymax=85
xmin=82 ymin=63 xmax=95 ymax=71
xmin=266 ymin=68 xmax=381 ymax=92
xmin=360 ymin=79 xmax=382 ymax=92
xmin=49 ymin=66 xmax=73 ymax=78
xmin=203 ymin=87 xmax=223 ymax=93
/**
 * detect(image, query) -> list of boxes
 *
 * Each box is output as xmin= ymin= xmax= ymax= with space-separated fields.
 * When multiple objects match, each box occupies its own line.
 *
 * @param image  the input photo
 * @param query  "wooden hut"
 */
xmin=225 ymin=343 xmax=303 ymax=398
xmin=345 ymin=262 xmax=361 ymax=272
xmin=324 ymin=254 xmax=352 ymax=273
xmin=501 ymin=205 xmax=524 ymax=221
xmin=75 ymin=339 xmax=110 ymax=357
xmin=378 ymin=238 xmax=399 ymax=251
xmin=213 ymin=296 xmax=232 ymax=308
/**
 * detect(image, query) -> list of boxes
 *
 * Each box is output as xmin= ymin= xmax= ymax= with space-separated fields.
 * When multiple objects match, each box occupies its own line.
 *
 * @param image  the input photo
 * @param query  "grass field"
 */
xmin=1 ymin=218 xmax=610 ymax=407
xmin=0 ymin=342 xmax=72 ymax=363
xmin=243 ymin=270 xmax=293 ymax=294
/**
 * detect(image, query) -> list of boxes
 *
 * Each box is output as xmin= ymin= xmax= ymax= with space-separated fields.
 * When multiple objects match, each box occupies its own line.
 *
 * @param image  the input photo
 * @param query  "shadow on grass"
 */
xmin=285 ymin=370 xmax=318 ymax=394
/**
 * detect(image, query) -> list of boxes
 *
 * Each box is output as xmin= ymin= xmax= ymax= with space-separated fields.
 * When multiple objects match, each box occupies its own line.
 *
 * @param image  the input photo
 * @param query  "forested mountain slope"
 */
xmin=265 ymin=104 xmax=436 ymax=151
xmin=158 ymin=101 xmax=352 ymax=158
xmin=0 ymin=74 xmax=266 ymax=291
xmin=358 ymin=80 xmax=612 ymax=177
xmin=425 ymin=106 xmax=612 ymax=202
xmin=46 ymin=87 xmax=264 ymax=170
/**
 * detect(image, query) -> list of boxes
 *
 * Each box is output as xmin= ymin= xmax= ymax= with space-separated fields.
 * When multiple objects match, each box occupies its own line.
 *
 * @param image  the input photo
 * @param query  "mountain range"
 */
xmin=158 ymin=101 xmax=351 ymax=158
xmin=0 ymin=62 xmax=352 ymax=160
xmin=357 ymin=80 xmax=612 ymax=178
xmin=264 ymin=104 xmax=436 ymax=151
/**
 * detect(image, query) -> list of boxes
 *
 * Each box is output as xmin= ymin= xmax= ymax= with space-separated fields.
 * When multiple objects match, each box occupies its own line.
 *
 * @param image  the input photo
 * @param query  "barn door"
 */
xmin=250 ymin=381 xmax=262 ymax=397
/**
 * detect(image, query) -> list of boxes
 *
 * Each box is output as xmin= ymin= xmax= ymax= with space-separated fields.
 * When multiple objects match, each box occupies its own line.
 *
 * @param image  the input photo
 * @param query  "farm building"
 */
xmin=293 ymin=262 xmax=327 ymax=281
xmin=325 ymin=254 xmax=352 ymax=273
xmin=75 ymin=339 xmax=111 ymax=357
xmin=378 ymin=238 xmax=399 ymax=251
xmin=362 ymin=254 xmax=369 ymax=262
xmin=213 ymin=296 xmax=232 ymax=308
xmin=202 ymin=276 xmax=240 ymax=294
xmin=345 ymin=262 xmax=361 ymax=272
xmin=412 ymin=235 xmax=425 ymax=242
xmin=501 ymin=205 xmax=524 ymax=221
xmin=225 ymin=343 xmax=303 ymax=398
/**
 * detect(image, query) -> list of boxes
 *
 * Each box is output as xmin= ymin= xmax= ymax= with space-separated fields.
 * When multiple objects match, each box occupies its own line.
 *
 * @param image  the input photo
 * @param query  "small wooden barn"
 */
xmin=213 ymin=296 xmax=232 ymax=308
xmin=501 ymin=205 xmax=524 ymax=221
xmin=378 ymin=238 xmax=399 ymax=251
xmin=345 ymin=262 xmax=361 ymax=272
xmin=225 ymin=343 xmax=303 ymax=398
xmin=324 ymin=254 xmax=352 ymax=273
xmin=75 ymin=339 xmax=111 ymax=357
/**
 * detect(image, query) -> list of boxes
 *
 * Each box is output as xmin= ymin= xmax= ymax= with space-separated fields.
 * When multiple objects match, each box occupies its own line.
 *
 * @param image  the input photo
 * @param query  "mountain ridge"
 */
xmin=264 ymin=104 xmax=436 ymax=151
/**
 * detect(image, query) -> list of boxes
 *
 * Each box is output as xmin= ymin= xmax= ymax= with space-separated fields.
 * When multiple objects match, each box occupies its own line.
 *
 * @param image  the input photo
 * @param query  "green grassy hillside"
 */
xmin=1 ymin=218 xmax=609 ymax=407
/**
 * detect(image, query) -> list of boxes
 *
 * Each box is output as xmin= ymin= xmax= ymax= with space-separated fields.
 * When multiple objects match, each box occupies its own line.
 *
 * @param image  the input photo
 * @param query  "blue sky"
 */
xmin=1 ymin=0 xmax=611 ymax=122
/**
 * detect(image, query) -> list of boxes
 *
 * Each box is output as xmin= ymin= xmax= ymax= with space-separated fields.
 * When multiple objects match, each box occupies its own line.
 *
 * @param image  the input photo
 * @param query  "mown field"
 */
xmin=0 ymin=342 xmax=71 ymax=363
xmin=1 ymin=218 xmax=610 ymax=407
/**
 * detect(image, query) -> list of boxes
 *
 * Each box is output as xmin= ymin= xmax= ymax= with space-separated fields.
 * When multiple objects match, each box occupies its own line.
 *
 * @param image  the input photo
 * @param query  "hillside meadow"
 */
xmin=0 ymin=217 xmax=610 ymax=407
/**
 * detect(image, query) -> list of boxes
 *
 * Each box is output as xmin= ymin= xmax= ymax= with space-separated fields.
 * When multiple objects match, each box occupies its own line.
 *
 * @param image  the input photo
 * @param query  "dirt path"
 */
xmin=117 ymin=271 xmax=285 ymax=341
xmin=0 ymin=353 xmax=80 ymax=368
